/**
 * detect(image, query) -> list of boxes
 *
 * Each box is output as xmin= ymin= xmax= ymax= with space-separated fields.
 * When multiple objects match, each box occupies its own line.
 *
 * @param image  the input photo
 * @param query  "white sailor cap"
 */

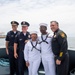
xmin=39 ymin=23 xmax=48 ymax=27
xmin=30 ymin=31 xmax=38 ymax=35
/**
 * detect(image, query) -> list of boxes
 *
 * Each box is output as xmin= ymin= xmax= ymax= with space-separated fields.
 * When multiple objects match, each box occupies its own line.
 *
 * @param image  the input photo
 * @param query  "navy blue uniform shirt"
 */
xmin=14 ymin=32 xmax=30 ymax=51
xmin=51 ymin=29 xmax=68 ymax=61
xmin=6 ymin=31 xmax=20 ymax=47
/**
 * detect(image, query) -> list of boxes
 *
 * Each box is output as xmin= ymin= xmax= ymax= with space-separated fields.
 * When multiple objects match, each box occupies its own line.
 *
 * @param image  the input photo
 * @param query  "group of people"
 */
xmin=5 ymin=21 xmax=69 ymax=75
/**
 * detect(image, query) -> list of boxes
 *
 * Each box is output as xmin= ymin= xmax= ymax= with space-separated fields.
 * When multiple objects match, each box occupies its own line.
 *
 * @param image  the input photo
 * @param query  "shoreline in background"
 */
xmin=0 ymin=35 xmax=6 ymax=38
xmin=0 ymin=37 xmax=75 ymax=49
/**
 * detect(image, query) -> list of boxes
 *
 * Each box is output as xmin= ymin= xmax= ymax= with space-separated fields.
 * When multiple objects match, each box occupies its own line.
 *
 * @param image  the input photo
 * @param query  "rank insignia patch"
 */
xmin=28 ymin=35 xmax=30 ymax=38
xmin=59 ymin=52 xmax=63 ymax=57
xmin=60 ymin=32 xmax=65 ymax=38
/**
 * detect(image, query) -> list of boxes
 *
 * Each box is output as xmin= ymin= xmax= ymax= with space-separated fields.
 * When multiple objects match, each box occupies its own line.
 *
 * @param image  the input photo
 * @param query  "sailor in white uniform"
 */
xmin=39 ymin=23 xmax=56 ymax=75
xmin=24 ymin=31 xmax=41 ymax=75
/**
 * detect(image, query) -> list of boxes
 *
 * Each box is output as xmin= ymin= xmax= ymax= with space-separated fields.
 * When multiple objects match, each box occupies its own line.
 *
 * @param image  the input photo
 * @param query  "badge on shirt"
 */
xmin=28 ymin=35 xmax=30 ymax=38
xmin=19 ymin=39 xmax=22 ymax=41
xmin=11 ymin=35 xmax=14 ymax=37
xmin=54 ymin=35 xmax=56 ymax=38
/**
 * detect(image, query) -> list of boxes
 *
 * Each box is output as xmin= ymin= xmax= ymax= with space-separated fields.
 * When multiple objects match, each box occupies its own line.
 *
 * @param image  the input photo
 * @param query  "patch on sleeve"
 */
xmin=59 ymin=52 xmax=63 ymax=57
xmin=60 ymin=32 xmax=65 ymax=38
xmin=28 ymin=35 xmax=30 ymax=38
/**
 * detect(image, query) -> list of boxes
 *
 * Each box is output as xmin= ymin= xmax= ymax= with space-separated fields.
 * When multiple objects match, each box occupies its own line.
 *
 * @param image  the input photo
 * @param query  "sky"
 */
xmin=0 ymin=0 xmax=75 ymax=37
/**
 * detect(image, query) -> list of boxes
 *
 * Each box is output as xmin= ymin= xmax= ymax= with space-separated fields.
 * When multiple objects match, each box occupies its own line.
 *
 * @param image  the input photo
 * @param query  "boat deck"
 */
xmin=0 ymin=65 xmax=45 ymax=75
xmin=0 ymin=65 xmax=71 ymax=75
xmin=0 ymin=66 xmax=9 ymax=75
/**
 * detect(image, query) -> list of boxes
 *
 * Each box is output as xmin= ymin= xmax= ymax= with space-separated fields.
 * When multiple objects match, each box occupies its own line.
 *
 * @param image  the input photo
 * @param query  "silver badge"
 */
xmin=19 ymin=39 xmax=22 ymax=41
xmin=11 ymin=35 xmax=14 ymax=37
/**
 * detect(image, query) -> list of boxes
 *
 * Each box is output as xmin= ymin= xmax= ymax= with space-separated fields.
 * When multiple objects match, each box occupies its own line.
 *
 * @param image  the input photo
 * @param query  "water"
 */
xmin=67 ymin=37 xmax=75 ymax=49
xmin=0 ymin=38 xmax=5 ymax=48
xmin=0 ymin=37 xmax=75 ymax=49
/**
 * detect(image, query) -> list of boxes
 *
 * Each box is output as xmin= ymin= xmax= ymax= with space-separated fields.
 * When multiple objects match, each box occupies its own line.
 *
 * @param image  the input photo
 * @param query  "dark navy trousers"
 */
xmin=55 ymin=54 xmax=69 ymax=75
xmin=8 ymin=47 xmax=18 ymax=75
xmin=18 ymin=50 xmax=26 ymax=75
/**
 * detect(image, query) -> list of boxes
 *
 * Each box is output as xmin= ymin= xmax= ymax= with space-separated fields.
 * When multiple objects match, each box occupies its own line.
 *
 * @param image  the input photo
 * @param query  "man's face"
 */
xmin=12 ymin=25 xmax=18 ymax=31
xmin=40 ymin=26 xmax=47 ymax=34
xmin=50 ymin=22 xmax=59 ymax=32
xmin=22 ymin=26 xmax=28 ymax=32
xmin=31 ymin=34 xmax=37 ymax=41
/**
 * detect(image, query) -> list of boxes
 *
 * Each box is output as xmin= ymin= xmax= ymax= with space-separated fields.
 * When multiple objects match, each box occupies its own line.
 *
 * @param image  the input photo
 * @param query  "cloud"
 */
xmin=0 ymin=0 xmax=75 ymax=37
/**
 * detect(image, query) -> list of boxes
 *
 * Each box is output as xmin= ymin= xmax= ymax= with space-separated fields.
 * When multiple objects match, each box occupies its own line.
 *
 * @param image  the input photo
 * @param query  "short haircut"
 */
xmin=50 ymin=21 xmax=59 ymax=25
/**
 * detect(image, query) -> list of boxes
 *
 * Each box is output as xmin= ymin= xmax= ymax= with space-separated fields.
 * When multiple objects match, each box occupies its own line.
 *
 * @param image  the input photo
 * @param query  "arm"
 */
xmin=14 ymin=35 xmax=19 ymax=59
xmin=5 ymin=41 xmax=9 ymax=55
xmin=5 ymin=33 xmax=9 ymax=55
xmin=24 ymin=42 xmax=29 ymax=61
xmin=24 ymin=42 xmax=29 ymax=67
xmin=57 ymin=32 xmax=68 ymax=61
xmin=14 ymin=43 xmax=18 ymax=59
xmin=56 ymin=32 xmax=68 ymax=65
xmin=25 ymin=33 xmax=31 ymax=43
